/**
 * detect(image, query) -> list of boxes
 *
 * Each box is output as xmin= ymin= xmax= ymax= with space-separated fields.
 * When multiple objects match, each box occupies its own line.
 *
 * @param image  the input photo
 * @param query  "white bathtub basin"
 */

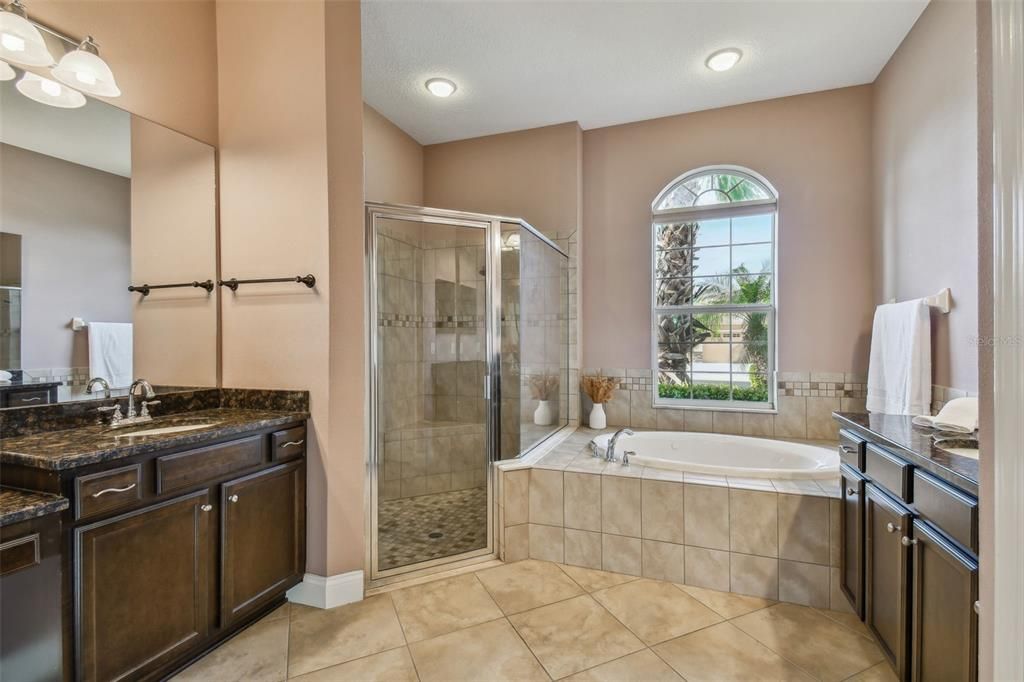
xmin=591 ymin=430 xmax=838 ymax=479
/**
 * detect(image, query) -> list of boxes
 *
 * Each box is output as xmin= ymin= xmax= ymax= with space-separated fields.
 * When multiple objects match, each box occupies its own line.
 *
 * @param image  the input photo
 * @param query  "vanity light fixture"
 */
xmin=705 ymin=47 xmax=743 ymax=72
xmin=425 ymin=77 xmax=456 ymax=98
xmin=0 ymin=58 xmax=14 ymax=80
xmin=51 ymin=36 xmax=120 ymax=97
xmin=0 ymin=0 xmax=54 ymax=67
xmin=16 ymin=71 xmax=85 ymax=108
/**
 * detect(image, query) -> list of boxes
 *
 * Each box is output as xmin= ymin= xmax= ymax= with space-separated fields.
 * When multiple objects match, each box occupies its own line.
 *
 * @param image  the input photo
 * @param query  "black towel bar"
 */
xmin=128 ymin=280 xmax=215 ymax=296
xmin=218 ymin=274 xmax=316 ymax=291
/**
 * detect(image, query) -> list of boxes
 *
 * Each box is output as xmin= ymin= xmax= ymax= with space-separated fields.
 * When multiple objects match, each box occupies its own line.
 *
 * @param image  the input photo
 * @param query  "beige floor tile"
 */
xmin=174 ymin=616 xmax=289 ymax=682
xmin=562 ymin=649 xmax=682 ymax=682
xmin=390 ymin=573 xmax=503 ymax=642
xmin=288 ymin=647 xmax=418 ymax=681
xmin=845 ymin=661 xmax=900 ymax=682
xmin=591 ymin=578 xmax=722 ymax=645
xmin=814 ymin=607 xmax=872 ymax=637
xmin=509 ymin=594 xmax=644 ymax=679
xmin=265 ymin=603 xmax=290 ymax=622
xmin=732 ymin=603 xmax=884 ymax=681
xmin=476 ymin=559 xmax=583 ymax=614
xmin=287 ymin=595 xmax=407 ymax=678
xmin=557 ymin=563 xmax=639 ymax=592
xmin=676 ymin=584 xmax=776 ymax=619
xmin=653 ymin=622 xmax=815 ymax=682
xmin=409 ymin=618 xmax=548 ymax=682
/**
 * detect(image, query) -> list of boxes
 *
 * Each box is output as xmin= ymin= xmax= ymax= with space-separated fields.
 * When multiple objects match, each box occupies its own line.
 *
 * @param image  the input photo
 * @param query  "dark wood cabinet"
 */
xmin=910 ymin=520 xmax=978 ymax=682
xmin=865 ymin=482 xmax=912 ymax=679
xmin=839 ymin=464 xmax=865 ymax=619
xmin=74 ymin=489 xmax=212 ymax=682
xmin=220 ymin=461 xmax=305 ymax=626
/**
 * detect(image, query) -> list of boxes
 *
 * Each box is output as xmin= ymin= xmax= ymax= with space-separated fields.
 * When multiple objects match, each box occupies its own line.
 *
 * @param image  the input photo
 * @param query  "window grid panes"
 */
xmin=652 ymin=169 xmax=776 ymax=408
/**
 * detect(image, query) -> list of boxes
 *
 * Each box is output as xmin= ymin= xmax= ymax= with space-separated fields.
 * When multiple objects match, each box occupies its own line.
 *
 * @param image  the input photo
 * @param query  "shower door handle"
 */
xmin=484 ymin=375 xmax=492 ymax=400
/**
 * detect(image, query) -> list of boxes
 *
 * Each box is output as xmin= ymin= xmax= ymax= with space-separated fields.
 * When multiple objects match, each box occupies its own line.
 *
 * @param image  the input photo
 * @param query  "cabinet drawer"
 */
xmin=913 ymin=469 xmax=977 ymax=554
xmin=839 ymin=430 xmax=866 ymax=471
xmin=0 ymin=533 xmax=40 ymax=576
xmin=864 ymin=444 xmax=913 ymax=502
xmin=271 ymin=426 xmax=306 ymax=462
xmin=76 ymin=464 xmax=143 ymax=521
xmin=156 ymin=436 xmax=264 ymax=495
xmin=7 ymin=389 xmax=51 ymax=407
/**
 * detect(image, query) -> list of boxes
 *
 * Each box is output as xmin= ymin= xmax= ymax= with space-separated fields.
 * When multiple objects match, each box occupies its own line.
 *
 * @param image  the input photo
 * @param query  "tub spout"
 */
xmin=606 ymin=428 xmax=634 ymax=462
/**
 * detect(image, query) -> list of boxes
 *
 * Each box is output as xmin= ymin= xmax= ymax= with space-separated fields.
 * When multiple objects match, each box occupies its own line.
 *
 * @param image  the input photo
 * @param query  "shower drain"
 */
xmin=428 ymin=531 xmax=444 ymax=539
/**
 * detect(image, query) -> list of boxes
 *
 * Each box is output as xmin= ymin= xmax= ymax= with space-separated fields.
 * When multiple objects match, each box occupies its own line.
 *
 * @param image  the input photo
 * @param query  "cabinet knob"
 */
xmin=228 ymin=494 xmax=239 ymax=503
xmin=200 ymin=504 xmax=213 ymax=512
xmin=847 ymin=488 xmax=857 ymax=496
xmin=886 ymin=522 xmax=901 ymax=533
xmin=901 ymin=536 xmax=917 ymax=547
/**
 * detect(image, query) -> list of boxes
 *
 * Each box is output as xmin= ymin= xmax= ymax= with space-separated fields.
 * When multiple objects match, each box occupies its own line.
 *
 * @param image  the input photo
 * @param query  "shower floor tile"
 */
xmin=377 ymin=486 xmax=488 ymax=571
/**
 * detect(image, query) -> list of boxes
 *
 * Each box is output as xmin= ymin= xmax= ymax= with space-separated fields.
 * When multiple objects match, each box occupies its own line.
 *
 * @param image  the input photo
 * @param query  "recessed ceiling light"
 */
xmin=425 ymin=77 xmax=456 ymax=98
xmin=705 ymin=48 xmax=742 ymax=72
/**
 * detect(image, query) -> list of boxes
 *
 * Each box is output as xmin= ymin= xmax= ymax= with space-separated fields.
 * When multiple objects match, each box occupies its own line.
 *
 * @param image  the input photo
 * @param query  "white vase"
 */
xmin=533 ymin=400 xmax=553 ymax=426
xmin=589 ymin=403 xmax=607 ymax=429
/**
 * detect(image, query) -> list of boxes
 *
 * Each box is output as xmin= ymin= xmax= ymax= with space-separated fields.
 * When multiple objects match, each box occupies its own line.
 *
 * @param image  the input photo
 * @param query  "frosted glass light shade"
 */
xmin=52 ymin=45 xmax=120 ymax=97
xmin=0 ymin=59 xmax=15 ymax=81
xmin=16 ymin=71 xmax=85 ymax=108
xmin=0 ymin=6 xmax=54 ymax=67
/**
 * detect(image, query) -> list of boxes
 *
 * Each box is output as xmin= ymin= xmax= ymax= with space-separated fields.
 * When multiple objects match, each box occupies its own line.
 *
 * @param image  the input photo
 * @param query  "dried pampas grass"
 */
xmin=529 ymin=373 xmax=559 ymax=400
xmin=581 ymin=375 xmax=616 ymax=404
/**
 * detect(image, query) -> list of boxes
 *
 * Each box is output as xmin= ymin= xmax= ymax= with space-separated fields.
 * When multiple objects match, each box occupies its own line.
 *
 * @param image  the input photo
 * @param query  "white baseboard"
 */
xmin=286 ymin=570 xmax=364 ymax=609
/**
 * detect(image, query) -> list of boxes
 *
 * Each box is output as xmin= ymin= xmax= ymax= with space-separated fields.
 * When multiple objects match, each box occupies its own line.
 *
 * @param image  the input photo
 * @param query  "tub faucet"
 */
xmin=606 ymin=428 xmax=634 ymax=463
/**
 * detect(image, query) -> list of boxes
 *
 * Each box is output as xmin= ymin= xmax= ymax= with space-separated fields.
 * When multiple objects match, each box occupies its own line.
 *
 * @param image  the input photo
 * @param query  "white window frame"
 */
xmin=650 ymin=165 xmax=779 ymax=412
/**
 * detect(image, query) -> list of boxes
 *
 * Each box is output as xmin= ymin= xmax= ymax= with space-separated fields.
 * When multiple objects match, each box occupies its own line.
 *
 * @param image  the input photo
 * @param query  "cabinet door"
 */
xmin=840 ymin=465 xmax=865 ymax=619
xmin=865 ymin=483 xmax=912 ymax=680
xmin=910 ymin=520 xmax=978 ymax=682
xmin=221 ymin=461 xmax=305 ymax=625
xmin=75 ymin=489 xmax=212 ymax=682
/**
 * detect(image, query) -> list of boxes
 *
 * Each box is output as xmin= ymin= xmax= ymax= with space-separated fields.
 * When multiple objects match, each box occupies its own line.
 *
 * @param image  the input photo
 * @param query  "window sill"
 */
xmin=653 ymin=401 xmax=778 ymax=415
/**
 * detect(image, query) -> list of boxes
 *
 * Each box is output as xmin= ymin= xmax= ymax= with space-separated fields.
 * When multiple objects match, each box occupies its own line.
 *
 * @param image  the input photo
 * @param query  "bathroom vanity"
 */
xmin=833 ymin=411 xmax=978 ymax=682
xmin=0 ymin=391 xmax=308 ymax=681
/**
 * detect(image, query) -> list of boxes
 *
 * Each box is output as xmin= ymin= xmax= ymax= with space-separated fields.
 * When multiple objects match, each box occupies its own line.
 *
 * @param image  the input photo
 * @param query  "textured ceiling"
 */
xmin=362 ymin=0 xmax=927 ymax=145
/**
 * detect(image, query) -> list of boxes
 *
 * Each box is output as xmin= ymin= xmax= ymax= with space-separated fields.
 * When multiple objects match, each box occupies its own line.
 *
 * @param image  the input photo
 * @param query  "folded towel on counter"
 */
xmin=0 ymin=369 xmax=11 ymax=383
xmin=88 ymin=322 xmax=133 ymax=389
xmin=866 ymin=300 xmax=932 ymax=416
xmin=912 ymin=396 xmax=979 ymax=434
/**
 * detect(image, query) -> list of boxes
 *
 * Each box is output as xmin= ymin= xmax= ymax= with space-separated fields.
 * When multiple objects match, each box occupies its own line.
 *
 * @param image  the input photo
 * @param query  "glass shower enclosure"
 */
xmin=366 ymin=203 xmax=569 ymax=583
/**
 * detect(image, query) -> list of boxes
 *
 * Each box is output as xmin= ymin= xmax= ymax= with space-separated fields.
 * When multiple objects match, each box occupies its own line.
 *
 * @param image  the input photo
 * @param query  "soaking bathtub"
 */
xmin=590 ymin=430 xmax=838 ymax=479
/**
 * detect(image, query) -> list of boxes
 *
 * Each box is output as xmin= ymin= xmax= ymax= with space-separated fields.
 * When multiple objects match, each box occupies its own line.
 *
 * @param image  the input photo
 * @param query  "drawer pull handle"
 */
xmin=281 ymin=440 xmax=304 ymax=448
xmin=200 ymin=504 xmax=213 ymax=512
xmin=91 ymin=483 xmax=136 ymax=497
xmin=840 ymin=445 xmax=856 ymax=454
xmin=228 ymin=494 xmax=239 ymax=503
xmin=19 ymin=396 xmax=42 ymax=402
xmin=901 ymin=536 xmax=917 ymax=547
xmin=886 ymin=522 xmax=901 ymax=534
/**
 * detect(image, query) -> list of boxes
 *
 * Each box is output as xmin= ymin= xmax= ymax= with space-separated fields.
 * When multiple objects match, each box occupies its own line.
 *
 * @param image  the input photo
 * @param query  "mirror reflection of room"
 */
xmin=0 ymin=75 xmax=217 ymax=406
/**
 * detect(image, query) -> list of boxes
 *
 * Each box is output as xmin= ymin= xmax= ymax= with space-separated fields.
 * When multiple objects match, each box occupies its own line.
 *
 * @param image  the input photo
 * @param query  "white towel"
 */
xmin=88 ymin=322 xmax=133 ymax=389
xmin=912 ymin=397 xmax=979 ymax=434
xmin=866 ymin=300 xmax=931 ymax=416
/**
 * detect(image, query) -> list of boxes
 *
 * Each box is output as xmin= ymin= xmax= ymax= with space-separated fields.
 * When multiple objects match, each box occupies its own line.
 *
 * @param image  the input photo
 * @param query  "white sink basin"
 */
xmin=114 ymin=423 xmax=218 ymax=438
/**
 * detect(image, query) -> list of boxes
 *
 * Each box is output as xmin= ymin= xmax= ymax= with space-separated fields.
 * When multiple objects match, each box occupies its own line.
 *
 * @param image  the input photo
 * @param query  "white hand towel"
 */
xmin=916 ymin=397 xmax=979 ymax=434
xmin=0 ymin=369 xmax=11 ymax=383
xmin=88 ymin=322 xmax=133 ymax=389
xmin=866 ymin=300 xmax=931 ymax=416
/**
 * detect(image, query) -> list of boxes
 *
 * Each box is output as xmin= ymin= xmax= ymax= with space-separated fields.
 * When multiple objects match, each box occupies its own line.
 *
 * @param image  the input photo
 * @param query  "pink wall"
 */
xmin=363 ymin=103 xmax=423 ymax=205
xmin=581 ymin=86 xmax=876 ymax=373
xmin=872 ymin=0 xmax=979 ymax=392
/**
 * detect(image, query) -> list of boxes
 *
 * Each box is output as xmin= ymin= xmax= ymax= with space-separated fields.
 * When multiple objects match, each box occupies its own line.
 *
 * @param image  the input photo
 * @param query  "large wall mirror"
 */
xmin=0 ymin=77 xmax=218 ymax=408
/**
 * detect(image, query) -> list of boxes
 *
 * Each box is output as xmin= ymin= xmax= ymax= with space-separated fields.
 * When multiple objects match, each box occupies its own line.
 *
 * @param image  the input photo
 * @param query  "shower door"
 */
xmin=367 ymin=204 xmax=500 ymax=582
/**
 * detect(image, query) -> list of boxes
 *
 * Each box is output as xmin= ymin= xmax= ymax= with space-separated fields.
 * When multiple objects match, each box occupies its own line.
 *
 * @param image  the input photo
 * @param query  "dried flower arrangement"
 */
xmin=529 ymin=373 xmax=559 ymax=401
xmin=581 ymin=374 xmax=616 ymax=404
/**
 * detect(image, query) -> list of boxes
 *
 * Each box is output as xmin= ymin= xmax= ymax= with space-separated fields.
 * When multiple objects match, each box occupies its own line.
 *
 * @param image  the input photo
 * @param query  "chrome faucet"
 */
xmin=127 ymin=379 xmax=156 ymax=419
xmin=86 ymin=377 xmax=111 ymax=399
xmin=605 ymin=428 xmax=634 ymax=463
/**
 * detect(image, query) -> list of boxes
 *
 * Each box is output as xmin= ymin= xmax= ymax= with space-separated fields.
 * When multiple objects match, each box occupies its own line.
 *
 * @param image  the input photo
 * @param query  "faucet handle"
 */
xmin=97 ymin=404 xmax=124 ymax=425
xmin=140 ymin=399 xmax=161 ymax=418
xmin=622 ymin=450 xmax=636 ymax=466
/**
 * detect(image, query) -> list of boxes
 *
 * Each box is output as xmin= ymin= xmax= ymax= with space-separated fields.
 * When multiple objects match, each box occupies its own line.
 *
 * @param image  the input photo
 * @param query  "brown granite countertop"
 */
xmin=0 ymin=487 xmax=68 ymax=526
xmin=0 ymin=408 xmax=308 ymax=471
xmin=833 ymin=411 xmax=978 ymax=495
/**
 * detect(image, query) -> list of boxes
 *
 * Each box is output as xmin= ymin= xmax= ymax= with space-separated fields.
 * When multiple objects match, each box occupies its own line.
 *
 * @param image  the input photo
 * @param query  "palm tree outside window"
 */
xmin=651 ymin=166 xmax=777 ymax=409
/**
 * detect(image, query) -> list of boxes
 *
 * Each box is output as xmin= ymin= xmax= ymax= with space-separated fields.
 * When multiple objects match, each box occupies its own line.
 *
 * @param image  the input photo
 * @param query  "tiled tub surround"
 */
xmin=578 ymin=370 xmax=869 ymax=440
xmin=497 ymin=429 xmax=850 ymax=613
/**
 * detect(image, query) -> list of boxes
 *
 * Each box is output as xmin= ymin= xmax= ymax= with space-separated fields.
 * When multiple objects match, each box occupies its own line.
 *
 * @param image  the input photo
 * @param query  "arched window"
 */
xmin=651 ymin=166 xmax=777 ymax=409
